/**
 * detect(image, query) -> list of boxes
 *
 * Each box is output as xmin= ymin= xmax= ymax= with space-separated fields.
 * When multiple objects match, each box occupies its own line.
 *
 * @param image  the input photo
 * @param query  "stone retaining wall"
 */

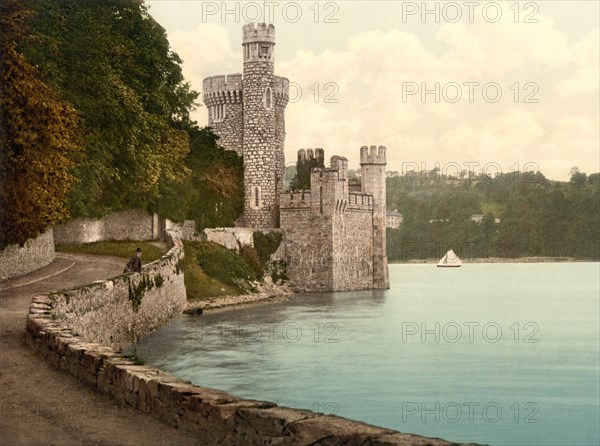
xmin=26 ymin=308 xmax=457 ymax=445
xmin=0 ymin=229 xmax=55 ymax=281
xmin=34 ymin=232 xmax=187 ymax=351
xmin=53 ymin=210 xmax=164 ymax=245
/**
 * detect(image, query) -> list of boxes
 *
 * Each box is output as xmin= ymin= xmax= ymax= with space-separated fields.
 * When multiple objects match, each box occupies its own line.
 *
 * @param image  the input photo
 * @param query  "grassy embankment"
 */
xmin=57 ymin=234 xmax=284 ymax=302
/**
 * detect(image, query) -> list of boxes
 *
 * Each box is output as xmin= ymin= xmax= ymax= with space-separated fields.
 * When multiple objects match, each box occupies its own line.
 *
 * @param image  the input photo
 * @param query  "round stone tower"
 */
xmin=242 ymin=23 xmax=279 ymax=228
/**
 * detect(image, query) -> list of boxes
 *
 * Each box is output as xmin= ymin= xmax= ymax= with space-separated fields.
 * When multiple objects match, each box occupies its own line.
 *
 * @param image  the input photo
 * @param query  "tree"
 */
xmin=151 ymin=128 xmax=244 ymax=230
xmin=0 ymin=0 xmax=80 ymax=247
xmin=22 ymin=0 xmax=199 ymax=217
xmin=569 ymin=167 xmax=587 ymax=189
xmin=290 ymin=154 xmax=325 ymax=190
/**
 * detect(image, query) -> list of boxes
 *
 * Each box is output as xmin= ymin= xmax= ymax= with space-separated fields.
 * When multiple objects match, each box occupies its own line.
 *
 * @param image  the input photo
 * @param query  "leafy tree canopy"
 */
xmin=387 ymin=169 xmax=599 ymax=261
xmin=21 ymin=0 xmax=199 ymax=217
xmin=0 ymin=0 xmax=80 ymax=247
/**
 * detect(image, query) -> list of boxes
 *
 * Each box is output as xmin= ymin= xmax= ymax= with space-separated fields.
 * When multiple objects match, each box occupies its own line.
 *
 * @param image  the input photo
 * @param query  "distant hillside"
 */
xmin=386 ymin=169 xmax=600 ymax=261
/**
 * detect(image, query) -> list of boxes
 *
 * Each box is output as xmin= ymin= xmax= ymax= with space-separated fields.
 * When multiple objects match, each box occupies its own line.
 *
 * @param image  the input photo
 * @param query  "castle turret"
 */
xmin=203 ymin=74 xmax=243 ymax=154
xmin=361 ymin=145 xmax=389 ymax=289
xmin=242 ymin=23 xmax=278 ymax=228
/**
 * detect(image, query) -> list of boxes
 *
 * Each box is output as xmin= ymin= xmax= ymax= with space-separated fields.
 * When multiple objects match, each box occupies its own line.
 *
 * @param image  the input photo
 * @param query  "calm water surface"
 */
xmin=135 ymin=263 xmax=600 ymax=446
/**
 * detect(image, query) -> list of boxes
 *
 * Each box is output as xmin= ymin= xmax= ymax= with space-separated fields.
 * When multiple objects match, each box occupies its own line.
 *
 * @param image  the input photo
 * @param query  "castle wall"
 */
xmin=280 ymin=195 xmax=334 ymax=292
xmin=332 ymin=211 xmax=374 ymax=291
xmin=274 ymin=75 xmax=289 ymax=225
xmin=241 ymin=24 xmax=278 ymax=228
xmin=53 ymin=210 xmax=162 ymax=245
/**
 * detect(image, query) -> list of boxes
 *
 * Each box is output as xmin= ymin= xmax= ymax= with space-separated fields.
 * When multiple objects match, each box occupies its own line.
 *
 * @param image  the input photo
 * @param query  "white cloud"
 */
xmin=153 ymin=4 xmax=599 ymax=180
xmin=168 ymin=24 xmax=241 ymax=124
xmin=558 ymin=29 xmax=600 ymax=96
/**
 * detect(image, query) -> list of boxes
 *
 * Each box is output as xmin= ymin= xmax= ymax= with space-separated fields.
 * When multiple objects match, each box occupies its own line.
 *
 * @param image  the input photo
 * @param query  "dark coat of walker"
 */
xmin=124 ymin=247 xmax=143 ymax=273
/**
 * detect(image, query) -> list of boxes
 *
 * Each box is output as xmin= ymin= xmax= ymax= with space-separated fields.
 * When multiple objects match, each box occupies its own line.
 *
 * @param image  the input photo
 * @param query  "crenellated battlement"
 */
xmin=203 ymin=74 xmax=243 ymax=105
xmin=298 ymin=148 xmax=324 ymax=163
xmin=243 ymin=22 xmax=276 ymax=44
xmin=360 ymin=145 xmax=387 ymax=165
xmin=279 ymin=190 xmax=312 ymax=209
xmin=347 ymin=192 xmax=373 ymax=211
xmin=274 ymin=76 xmax=290 ymax=105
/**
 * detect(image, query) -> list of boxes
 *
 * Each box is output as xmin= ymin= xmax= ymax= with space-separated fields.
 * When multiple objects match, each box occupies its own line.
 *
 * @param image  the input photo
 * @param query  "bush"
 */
xmin=253 ymin=231 xmax=283 ymax=265
xmin=193 ymin=241 xmax=257 ymax=292
xmin=240 ymin=245 xmax=263 ymax=278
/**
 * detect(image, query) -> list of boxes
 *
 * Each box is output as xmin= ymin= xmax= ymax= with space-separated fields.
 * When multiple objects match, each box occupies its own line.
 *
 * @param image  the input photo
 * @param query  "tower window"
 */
xmin=213 ymin=103 xmax=226 ymax=121
xmin=319 ymin=186 xmax=323 ymax=214
xmin=254 ymin=186 xmax=260 ymax=208
xmin=264 ymin=87 xmax=272 ymax=110
xmin=260 ymin=45 xmax=270 ymax=57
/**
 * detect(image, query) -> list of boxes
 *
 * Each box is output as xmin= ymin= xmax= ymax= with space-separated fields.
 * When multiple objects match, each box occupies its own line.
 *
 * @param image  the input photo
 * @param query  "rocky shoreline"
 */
xmin=184 ymin=279 xmax=294 ymax=314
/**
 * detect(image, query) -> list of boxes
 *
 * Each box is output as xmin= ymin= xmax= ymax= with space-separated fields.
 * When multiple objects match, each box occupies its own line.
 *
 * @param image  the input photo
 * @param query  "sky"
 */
xmin=146 ymin=0 xmax=599 ymax=181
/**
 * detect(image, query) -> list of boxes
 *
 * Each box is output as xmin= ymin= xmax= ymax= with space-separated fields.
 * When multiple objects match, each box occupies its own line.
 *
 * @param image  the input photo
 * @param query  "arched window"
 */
xmin=254 ymin=187 xmax=260 ymax=208
xmin=264 ymin=87 xmax=272 ymax=109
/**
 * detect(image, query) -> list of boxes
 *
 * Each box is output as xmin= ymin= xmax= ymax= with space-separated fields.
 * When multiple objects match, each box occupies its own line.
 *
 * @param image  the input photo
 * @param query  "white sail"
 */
xmin=437 ymin=250 xmax=462 ymax=267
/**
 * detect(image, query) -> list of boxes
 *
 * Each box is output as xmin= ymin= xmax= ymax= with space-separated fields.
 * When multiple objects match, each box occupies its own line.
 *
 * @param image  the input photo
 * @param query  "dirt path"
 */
xmin=0 ymin=254 xmax=202 ymax=446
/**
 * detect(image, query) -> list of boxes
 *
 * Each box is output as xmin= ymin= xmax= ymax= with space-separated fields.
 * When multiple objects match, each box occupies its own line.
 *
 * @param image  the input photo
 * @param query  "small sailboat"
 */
xmin=437 ymin=250 xmax=462 ymax=268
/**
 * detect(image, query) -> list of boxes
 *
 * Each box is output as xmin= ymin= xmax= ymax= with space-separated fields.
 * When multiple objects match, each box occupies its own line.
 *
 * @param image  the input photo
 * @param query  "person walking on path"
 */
xmin=124 ymin=247 xmax=142 ymax=273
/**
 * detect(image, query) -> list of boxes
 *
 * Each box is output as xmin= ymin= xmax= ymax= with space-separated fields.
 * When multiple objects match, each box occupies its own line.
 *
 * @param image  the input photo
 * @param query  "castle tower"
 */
xmin=242 ymin=23 xmax=279 ymax=228
xmin=361 ymin=145 xmax=390 ymax=289
xmin=203 ymin=23 xmax=288 ymax=228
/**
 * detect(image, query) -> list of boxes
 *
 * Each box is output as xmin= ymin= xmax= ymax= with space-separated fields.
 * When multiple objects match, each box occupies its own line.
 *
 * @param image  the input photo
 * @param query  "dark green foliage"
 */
xmin=192 ymin=242 xmax=257 ymax=292
xmin=253 ymin=231 xmax=283 ymax=265
xmin=154 ymin=274 xmax=164 ymax=288
xmin=127 ymin=274 xmax=153 ymax=311
xmin=151 ymin=127 xmax=243 ymax=229
xmin=240 ymin=245 xmax=264 ymax=278
xmin=269 ymin=260 xmax=288 ymax=284
xmin=290 ymin=155 xmax=325 ymax=190
xmin=21 ymin=0 xmax=198 ymax=217
xmin=387 ymin=169 xmax=599 ymax=261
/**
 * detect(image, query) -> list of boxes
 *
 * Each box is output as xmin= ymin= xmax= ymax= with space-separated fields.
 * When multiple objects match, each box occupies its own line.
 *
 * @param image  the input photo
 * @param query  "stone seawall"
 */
xmin=0 ymin=229 xmax=55 ymax=281
xmin=26 ymin=312 xmax=458 ymax=445
xmin=34 ymin=232 xmax=187 ymax=351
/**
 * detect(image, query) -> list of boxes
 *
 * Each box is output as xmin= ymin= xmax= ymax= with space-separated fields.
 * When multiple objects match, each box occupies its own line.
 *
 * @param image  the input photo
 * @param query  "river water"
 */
xmin=134 ymin=263 xmax=600 ymax=446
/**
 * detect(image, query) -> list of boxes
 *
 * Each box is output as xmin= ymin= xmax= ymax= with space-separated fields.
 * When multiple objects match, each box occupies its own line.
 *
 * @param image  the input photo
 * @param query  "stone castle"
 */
xmin=203 ymin=23 xmax=389 ymax=291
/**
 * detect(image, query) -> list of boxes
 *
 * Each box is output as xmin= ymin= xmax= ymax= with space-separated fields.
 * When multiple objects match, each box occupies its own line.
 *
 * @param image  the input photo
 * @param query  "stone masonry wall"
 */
xmin=280 ymin=209 xmax=334 ymax=292
xmin=203 ymin=74 xmax=244 ymax=155
xmin=332 ymin=211 xmax=374 ymax=291
xmin=42 ymin=232 xmax=186 ymax=351
xmin=53 ymin=209 xmax=161 ymax=245
xmin=0 ymin=229 xmax=55 ymax=281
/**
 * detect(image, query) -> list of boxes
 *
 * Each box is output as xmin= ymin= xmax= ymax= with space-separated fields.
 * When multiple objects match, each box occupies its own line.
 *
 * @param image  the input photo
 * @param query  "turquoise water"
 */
xmin=135 ymin=263 xmax=600 ymax=446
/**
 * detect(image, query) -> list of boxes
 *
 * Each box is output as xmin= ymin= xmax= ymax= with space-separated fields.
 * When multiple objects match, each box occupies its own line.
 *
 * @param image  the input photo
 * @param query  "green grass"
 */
xmin=182 ymin=241 xmax=240 ymax=301
xmin=56 ymin=241 xmax=167 ymax=263
xmin=481 ymin=202 xmax=506 ymax=218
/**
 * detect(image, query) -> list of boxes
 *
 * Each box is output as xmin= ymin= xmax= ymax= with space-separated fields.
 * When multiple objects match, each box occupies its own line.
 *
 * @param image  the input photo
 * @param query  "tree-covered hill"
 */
xmin=386 ymin=169 xmax=599 ymax=261
xmin=1 ymin=0 xmax=243 ymax=247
